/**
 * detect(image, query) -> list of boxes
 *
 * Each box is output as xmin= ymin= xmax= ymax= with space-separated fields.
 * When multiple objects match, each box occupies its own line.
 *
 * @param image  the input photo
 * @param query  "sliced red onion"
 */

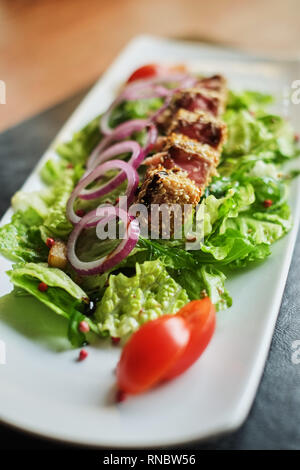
xmin=67 ymin=160 xmax=139 ymax=225
xmin=143 ymin=122 xmax=158 ymax=154
xmin=67 ymin=207 xmax=140 ymax=275
xmin=87 ymin=140 xmax=142 ymax=174
xmin=87 ymin=119 xmax=148 ymax=170
xmin=100 ymin=93 xmax=125 ymax=136
xmin=108 ymin=118 xmax=148 ymax=141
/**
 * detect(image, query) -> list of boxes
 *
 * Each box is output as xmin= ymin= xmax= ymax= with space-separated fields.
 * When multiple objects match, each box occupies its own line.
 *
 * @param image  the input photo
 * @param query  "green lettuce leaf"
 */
xmin=223 ymin=108 xmax=297 ymax=160
xmin=40 ymin=159 xmax=84 ymax=185
xmin=56 ymin=116 xmax=102 ymax=165
xmin=0 ymin=212 xmax=48 ymax=263
xmin=41 ymin=170 xmax=75 ymax=240
xmin=109 ymin=98 xmax=163 ymax=128
xmin=227 ymin=90 xmax=273 ymax=111
xmin=7 ymin=263 xmax=98 ymax=346
xmin=11 ymin=191 xmax=48 ymax=225
xmin=95 ymin=260 xmax=189 ymax=338
xmin=170 ymin=265 xmax=232 ymax=311
xmin=7 ymin=263 xmax=87 ymax=316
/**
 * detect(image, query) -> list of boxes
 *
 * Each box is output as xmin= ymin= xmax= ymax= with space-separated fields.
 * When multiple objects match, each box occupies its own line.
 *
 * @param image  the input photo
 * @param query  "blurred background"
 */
xmin=0 ymin=0 xmax=299 ymax=132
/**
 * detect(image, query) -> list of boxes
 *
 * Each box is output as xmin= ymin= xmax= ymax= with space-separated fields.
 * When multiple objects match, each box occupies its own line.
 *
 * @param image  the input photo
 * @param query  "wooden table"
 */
xmin=0 ymin=0 xmax=299 ymax=132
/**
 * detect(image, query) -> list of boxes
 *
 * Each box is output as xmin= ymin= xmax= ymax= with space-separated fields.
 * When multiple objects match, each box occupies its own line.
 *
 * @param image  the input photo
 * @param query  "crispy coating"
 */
xmin=142 ymin=123 xmax=222 ymax=197
xmin=136 ymin=165 xmax=201 ymax=207
xmin=135 ymin=165 xmax=201 ymax=237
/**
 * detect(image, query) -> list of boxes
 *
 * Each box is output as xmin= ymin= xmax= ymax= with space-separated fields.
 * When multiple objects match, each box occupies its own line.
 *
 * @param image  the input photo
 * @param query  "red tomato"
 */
xmin=127 ymin=64 xmax=162 ymax=83
xmin=163 ymin=298 xmax=216 ymax=380
xmin=116 ymin=315 xmax=190 ymax=394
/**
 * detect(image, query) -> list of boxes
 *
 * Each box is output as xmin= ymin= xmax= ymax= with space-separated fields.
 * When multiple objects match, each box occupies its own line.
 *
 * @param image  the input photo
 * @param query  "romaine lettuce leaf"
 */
xmin=40 ymin=159 xmax=84 ymax=186
xmin=7 ymin=263 xmax=98 ymax=346
xmin=41 ymin=170 xmax=75 ymax=240
xmin=223 ymin=108 xmax=297 ymax=160
xmin=95 ymin=260 xmax=189 ymax=338
xmin=7 ymin=263 xmax=87 ymax=315
xmin=223 ymin=109 xmax=270 ymax=157
xmin=170 ymin=265 xmax=232 ymax=311
xmin=227 ymin=90 xmax=273 ymax=111
xmin=199 ymin=228 xmax=265 ymax=264
xmin=0 ymin=212 xmax=48 ymax=263
xmin=11 ymin=191 xmax=49 ymax=224
xmin=56 ymin=116 xmax=102 ymax=165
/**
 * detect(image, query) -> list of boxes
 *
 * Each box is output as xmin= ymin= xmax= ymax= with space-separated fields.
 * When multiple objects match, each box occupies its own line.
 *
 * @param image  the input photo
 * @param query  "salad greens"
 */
xmin=0 ymin=87 xmax=298 ymax=346
xmin=95 ymin=260 xmax=188 ymax=338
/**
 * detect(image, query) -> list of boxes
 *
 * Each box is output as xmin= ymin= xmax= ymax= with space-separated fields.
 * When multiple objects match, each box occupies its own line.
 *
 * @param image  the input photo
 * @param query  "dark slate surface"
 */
xmin=0 ymin=90 xmax=300 ymax=451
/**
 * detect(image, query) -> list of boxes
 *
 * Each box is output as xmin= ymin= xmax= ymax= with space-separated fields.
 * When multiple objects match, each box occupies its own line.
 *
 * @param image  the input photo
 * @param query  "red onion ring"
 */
xmin=67 ymin=160 xmax=139 ymax=225
xmin=67 ymin=207 xmax=140 ymax=275
xmin=87 ymin=140 xmax=142 ymax=174
xmin=144 ymin=122 xmax=158 ymax=154
xmin=87 ymin=120 xmax=156 ymax=170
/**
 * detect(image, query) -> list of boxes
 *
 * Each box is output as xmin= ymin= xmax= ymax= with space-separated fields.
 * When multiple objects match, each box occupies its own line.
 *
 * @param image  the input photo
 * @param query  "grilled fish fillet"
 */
xmin=135 ymin=73 xmax=228 ymax=232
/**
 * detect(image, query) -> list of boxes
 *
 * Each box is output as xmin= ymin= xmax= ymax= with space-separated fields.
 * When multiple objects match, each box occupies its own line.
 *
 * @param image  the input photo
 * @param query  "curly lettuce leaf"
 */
xmin=223 ymin=108 xmax=297 ymax=160
xmin=195 ymin=172 xmax=290 ymax=267
xmin=95 ymin=260 xmax=189 ymax=338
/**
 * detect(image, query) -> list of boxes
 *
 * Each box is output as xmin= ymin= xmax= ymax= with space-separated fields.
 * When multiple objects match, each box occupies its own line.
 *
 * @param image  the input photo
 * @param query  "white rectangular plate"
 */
xmin=0 ymin=35 xmax=300 ymax=448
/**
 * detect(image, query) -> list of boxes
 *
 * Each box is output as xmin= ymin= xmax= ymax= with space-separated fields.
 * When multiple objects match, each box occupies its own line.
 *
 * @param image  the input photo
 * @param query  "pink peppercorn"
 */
xmin=38 ymin=282 xmax=48 ymax=292
xmin=263 ymin=199 xmax=273 ymax=208
xmin=78 ymin=349 xmax=88 ymax=361
xmin=46 ymin=237 xmax=55 ymax=248
xmin=78 ymin=321 xmax=90 ymax=333
xmin=111 ymin=337 xmax=121 ymax=345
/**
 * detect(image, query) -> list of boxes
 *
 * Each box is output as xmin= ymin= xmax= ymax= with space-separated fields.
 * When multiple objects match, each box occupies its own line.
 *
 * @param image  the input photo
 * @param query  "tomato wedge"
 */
xmin=163 ymin=298 xmax=216 ymax=380
xmin=127 ymin=64 xmax=163 ymax=83
xmin=116 ymin=298 xmax=216 ymax=397
xmin=116 ymin=315 xmax=190 ymax=394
